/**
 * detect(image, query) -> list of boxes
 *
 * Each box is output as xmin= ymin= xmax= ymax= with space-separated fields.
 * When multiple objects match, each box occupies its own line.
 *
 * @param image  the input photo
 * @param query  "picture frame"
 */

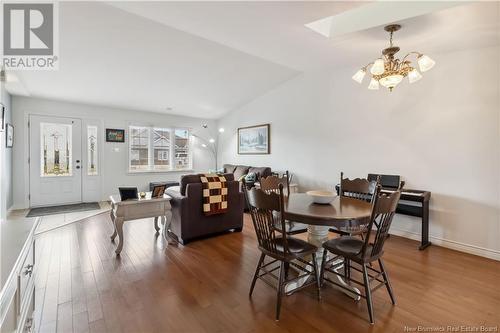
xmin=0 ymin=103 xmax=5 ymax=131
xmin=6 ymin=123 xmax=14 ymax=148
xmin=238 ymin=124 xmax=270 ymax=155
xmin=106 ymin=128 xmax=125 ymax=142
xmin=152 ymin=185 xmax=167 ymax=198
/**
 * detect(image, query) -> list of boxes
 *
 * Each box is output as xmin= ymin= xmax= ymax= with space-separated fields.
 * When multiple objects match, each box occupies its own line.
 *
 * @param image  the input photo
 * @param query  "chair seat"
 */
xmin=274 ymin=221 xmax=308 ymax=235
xmin=272 ymin=237 xmax=317 ymax=257
xmin=323 ymin=236 xmax=376 ymax=263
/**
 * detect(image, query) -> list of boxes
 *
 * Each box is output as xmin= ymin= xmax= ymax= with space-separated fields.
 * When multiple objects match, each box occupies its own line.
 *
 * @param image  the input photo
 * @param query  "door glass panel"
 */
xmin=87 ymin=126 xmax=98 ymax=175
xmin=40 ymin=122 xmax=73 ymax=177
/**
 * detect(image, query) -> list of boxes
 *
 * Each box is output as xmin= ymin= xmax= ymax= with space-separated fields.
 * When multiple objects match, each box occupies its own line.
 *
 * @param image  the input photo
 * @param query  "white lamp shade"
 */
xmin=408 ymin=69 xmax=423 ymax=84
xmin=209 ymin=138 xmax=215 ymax=143
xmin=368 ymin=78 xmax=379 ymax=90
xmin=370 ymin=58 xmax=385 ymax=75
xmin=417 ymin=55 xmax=435 ymax=72
xmin=352 ymin=69 xmax=366 ymax=84
xmin=379 ymin=74 xmax=404 ymax=89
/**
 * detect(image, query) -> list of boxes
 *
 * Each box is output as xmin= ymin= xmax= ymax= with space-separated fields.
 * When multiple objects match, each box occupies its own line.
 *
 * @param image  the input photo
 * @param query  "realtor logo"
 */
xmin=2 ymin=2 xmax=59 ymax=69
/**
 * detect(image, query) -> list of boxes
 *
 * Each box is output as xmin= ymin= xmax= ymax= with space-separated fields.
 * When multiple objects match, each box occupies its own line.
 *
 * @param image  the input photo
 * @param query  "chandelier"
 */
xmin=352 ymin=24 xmax=435 ymax=91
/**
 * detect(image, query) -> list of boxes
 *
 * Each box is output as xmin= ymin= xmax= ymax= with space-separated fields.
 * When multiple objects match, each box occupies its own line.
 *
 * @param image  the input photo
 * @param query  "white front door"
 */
xmin=29 ymin=115 xmax=82 ymax=207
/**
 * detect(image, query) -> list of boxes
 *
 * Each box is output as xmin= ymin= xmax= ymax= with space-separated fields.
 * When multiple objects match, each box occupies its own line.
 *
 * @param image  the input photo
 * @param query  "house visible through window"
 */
xmin=175 ymin=129 xmax=190 ymax=170
xmin=153 ymin=128 xmax=170 ymax=170
xmin=129 ymin=125 xmax=191 ymax=172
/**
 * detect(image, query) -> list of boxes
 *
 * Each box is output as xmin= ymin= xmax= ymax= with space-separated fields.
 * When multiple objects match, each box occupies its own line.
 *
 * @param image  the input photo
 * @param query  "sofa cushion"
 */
xmin=233 ymin=165 xmax=250 ymax=181
xmin=248 ymin=167 xmax=272 ymax=180
xmin=223 ymin=164 xmax=237 ymax=174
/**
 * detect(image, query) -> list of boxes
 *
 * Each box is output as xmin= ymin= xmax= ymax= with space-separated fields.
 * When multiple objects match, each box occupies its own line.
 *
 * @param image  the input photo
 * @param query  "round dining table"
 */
xmin=283 ymin=193 xmax=373 ymax=299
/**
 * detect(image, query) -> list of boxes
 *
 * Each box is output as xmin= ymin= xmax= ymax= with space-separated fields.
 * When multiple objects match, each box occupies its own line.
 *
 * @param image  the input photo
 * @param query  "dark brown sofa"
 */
xmin=165 ymin=173 xmax=244 ymax=245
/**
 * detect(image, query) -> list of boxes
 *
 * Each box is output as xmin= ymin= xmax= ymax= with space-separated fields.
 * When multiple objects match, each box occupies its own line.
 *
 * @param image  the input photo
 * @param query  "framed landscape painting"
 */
xmin=238 ymin=124 xmax=270 ymax=154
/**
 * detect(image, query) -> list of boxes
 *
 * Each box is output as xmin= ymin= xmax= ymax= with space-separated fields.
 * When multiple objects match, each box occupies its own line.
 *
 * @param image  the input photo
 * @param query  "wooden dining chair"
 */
xmin=243 ymin=183 xmax=321 ymax=321
xmin=260 ymin=171 xmax=308 ymax=236
xmin=319 ymin=185 xmax=401 ymax=324
xmin=330 ymin=172 xmax=379 ymax=236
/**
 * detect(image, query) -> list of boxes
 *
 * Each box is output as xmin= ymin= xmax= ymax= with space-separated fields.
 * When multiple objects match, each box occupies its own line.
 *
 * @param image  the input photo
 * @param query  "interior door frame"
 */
xmin=27 ymin=114 xmax=103 ymax=207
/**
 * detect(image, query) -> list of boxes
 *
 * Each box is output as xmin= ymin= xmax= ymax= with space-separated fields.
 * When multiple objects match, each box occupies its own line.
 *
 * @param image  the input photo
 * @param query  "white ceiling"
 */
xmin=8 ymin=1 xmax=500 ymax=119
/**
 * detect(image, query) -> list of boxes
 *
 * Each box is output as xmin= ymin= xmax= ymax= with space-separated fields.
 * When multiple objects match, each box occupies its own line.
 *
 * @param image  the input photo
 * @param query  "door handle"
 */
xmin=76 ymin=166 xmax=81 ymax=169
xmin=76 ymin=160 xmax=81 ymax=163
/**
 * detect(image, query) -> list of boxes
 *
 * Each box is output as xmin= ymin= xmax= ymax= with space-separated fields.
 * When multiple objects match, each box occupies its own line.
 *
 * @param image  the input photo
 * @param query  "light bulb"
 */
xmin=201 ymin=143 xmax=207 ymax=148
xmin=408 ymin=69 xmax=422 ymax=84
xmin=370 ymin=58 xmax=385 ymax=75
xmin=368 ymin=78 xmax=379 ymax=90
xmin=417 ymin=55 xmax=435 ymax=72
xmin=352 ymin=69 xmax=366 ymax=84
xmin=209 ymin=138 xmax=215 ymax=143
xmin=218 ymin=128 xmax=225 ymax=133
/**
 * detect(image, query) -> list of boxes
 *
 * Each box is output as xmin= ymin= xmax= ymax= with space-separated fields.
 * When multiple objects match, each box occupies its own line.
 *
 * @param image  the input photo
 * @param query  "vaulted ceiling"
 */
xmin=7 ymin=1 xmax=499 ymax=119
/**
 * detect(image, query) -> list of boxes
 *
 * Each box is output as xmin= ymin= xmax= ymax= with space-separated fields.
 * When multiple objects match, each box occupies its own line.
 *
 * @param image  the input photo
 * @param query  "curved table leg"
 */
xmin=114 ymin=217 xmax=125 ymax=255
xmin=162 ymin=211 xmax=174 ymax=245
xmin=284 ymin=225 xmax=360 ymax=300
xmin=110 ymin=211 xmax=117 ymax=241
xmin=154 ymin=216 xmax=160 ymax=233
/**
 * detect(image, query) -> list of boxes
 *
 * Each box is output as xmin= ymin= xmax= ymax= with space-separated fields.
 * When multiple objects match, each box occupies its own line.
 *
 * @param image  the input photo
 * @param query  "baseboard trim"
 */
xmin=390 ymin=228 xmax=500 ymax=261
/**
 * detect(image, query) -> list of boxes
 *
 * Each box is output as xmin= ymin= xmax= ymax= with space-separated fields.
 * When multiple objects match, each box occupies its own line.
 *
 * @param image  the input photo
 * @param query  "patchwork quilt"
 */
xmin=200 ymin=174 xmax=228 ymax=216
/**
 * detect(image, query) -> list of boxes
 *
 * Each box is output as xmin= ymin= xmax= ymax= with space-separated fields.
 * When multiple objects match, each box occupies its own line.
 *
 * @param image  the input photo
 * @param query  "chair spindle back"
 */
xmin=362 ymin=185 xmax=402 ymax=258
xmin=243 ymin=183 xmax=289 ymax=256
xmin=260 ymin=171 xmax=290 ymax=196
xmin=339 ymin=171 xmax=378 ymax=203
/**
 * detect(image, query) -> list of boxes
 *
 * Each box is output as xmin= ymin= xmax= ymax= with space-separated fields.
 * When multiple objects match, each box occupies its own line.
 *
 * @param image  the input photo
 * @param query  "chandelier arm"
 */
xmin=362 ymin=62 xmax=374 ymax=70
xmin=401 ymin=51 xmax=423 ymax=64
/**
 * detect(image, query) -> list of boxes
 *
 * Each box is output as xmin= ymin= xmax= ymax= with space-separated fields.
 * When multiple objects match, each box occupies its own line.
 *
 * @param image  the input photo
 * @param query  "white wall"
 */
xmin=0 ymin=84 xmax=14 ymax=220
xmin=218 ymin=46 xmax=500 ymax=260
xmin=12 ymin=96 xmax=217 ymax=209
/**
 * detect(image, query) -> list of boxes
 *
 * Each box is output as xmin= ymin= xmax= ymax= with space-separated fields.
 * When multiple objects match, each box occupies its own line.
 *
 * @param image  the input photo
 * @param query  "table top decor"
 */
xmin=306 ymin=190 xmax=336 ymax=204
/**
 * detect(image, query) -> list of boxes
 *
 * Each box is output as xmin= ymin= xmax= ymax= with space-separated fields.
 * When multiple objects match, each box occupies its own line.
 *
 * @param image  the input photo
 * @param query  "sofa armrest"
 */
xmin=166 ymin=187 xmax=185 ymax=201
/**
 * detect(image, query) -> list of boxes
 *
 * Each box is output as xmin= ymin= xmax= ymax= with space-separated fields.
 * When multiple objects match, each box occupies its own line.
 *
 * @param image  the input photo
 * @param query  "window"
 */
xmin=128 ymin=125 xmax=191 ymax=172
xmin=153 ymin=128 xmax=170 ymax=170
xmin=87 ymin=126 xmax=98 ymax=175
xmin=175 ymin=129 xmax=190 ymax=170
xmin=129 ymin=126 xmax=150 ymax=172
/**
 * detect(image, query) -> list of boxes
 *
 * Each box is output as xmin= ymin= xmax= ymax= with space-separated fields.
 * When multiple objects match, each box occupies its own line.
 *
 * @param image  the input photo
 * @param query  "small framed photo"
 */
xmin=106 ymin=128 xmax=125 ymax=142
xmin=152 ymin=185 xmax=167 ymax=198
xmin=238 ymin=124 xmax=270 ymax=154
xmin=0 ymin=104 xmax=5 ymax=131
xmin=6 ymin=123 xmax=14 ymax=148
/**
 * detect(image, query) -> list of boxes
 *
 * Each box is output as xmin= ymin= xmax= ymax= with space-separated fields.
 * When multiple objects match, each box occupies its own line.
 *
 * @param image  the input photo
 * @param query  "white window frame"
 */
xmin=128 ymin=125 xmax=193 ymax=173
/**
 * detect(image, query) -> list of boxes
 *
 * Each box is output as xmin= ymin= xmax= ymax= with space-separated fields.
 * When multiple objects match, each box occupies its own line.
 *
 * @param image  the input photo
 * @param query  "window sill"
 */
xmin=127 ymin=169 xmax=194 ymax=175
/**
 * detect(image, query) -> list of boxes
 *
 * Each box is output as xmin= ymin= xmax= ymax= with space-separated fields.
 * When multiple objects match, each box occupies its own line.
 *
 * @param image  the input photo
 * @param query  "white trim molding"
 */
xmin=390 ymin=228 xmax=500 ymax=261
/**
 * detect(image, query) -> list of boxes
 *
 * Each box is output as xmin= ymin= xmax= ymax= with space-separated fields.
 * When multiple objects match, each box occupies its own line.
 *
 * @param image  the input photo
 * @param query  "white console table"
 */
xmin=0 ymin=213 xmax=40 ymax=333
xmin=109 ymin=193 xmax=172 ymax=255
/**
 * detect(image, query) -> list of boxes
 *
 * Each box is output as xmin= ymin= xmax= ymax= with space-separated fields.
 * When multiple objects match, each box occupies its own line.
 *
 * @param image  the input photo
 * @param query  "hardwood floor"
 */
xmin=34 ymin=212 xmax=500 ymax=333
